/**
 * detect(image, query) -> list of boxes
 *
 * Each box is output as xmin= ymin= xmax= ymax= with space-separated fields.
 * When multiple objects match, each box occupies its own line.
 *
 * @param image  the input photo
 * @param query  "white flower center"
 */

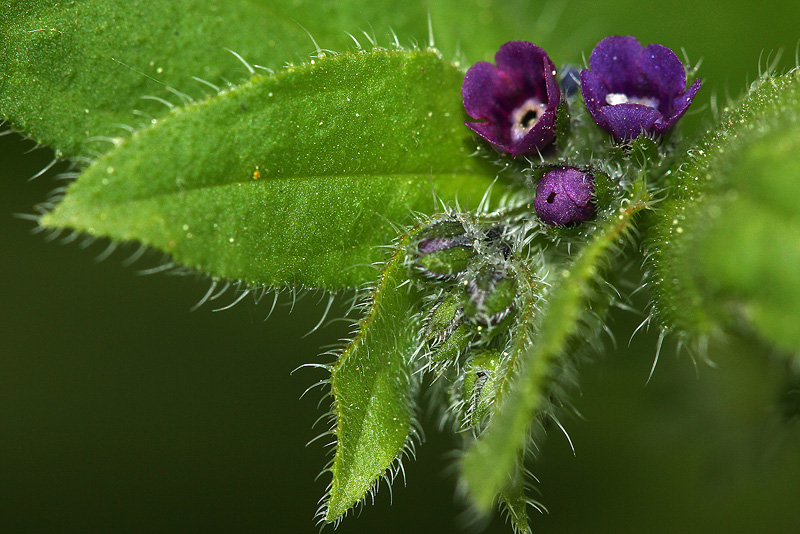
xmin=510 ymin=98 xmax=546 ymax=143
xmin=605 ymin=93 xmax=659 ymax=109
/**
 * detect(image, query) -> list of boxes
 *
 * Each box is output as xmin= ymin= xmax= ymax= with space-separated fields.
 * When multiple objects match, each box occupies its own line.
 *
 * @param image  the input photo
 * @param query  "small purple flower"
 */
xmin=580 ymin=36 xmax=702 ymax=141
xmin=534 ymin=168 xmax=596 ymax=226
xmin=462 ymin=41 xmax=561 ymax=157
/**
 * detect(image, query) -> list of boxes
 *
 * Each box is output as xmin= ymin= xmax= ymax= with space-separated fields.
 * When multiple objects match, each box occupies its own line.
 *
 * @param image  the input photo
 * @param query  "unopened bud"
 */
xmin=462 ymin=350 xmax=503 ymax=427
xmin=534 ymin=167 xmax=596 ymax=226
xmin=423 ymin=291 xmax=472 ymax=362
xmin=463 ymin=264 xmax=517 ymax=327
xmin=483 ymin=225 xmax=513 ymax=260
xmin=413 ymin=219 xmax=477 ymax=280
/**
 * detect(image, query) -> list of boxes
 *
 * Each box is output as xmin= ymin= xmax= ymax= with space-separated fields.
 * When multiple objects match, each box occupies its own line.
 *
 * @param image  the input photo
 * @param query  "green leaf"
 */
xmin=461 ymin=184 xmax=649 ymax=510
xmin=325 ymin=232 xmax=419 ymax=523
xmin=695 ymin=121 xmax=800 ymax=351
xmin=648 ymin=70 xmax=800 ymax=351
xmin=40 ymin=50 xmax=504 ymax=289
xmin=1 ymin=0 xmax=311 ymax=158
xmin=497 ymin=457 xmax=534 ymax=534
xmin=1 ymin=0 xmax=553 ymax=159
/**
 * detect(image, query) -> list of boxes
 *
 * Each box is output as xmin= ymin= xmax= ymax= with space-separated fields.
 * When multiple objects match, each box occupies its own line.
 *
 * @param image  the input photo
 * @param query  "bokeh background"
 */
xmin=3 ymin=1 xmax=800 ymax=532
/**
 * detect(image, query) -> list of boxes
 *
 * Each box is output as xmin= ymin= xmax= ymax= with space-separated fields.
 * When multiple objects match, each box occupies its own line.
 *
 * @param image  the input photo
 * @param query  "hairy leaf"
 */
xmin=698 ymin=124 xmax=800 ymax=350
xmin=0 ymin=0 xmax=549 ymax=159
xmin=41 ymin=51 xmax=505 ymax=289
xmin=1 ymin=0 xmax=312 ymax=158
xmin=462 ymin=184 xmax=649 ymax=509
xmin=498 ymin=457 xmax=533 ymax=534
xmin=325 ymin=233 xmax=419 ymax=522
xmin=649 ymin=70 xmax=800 ymax=351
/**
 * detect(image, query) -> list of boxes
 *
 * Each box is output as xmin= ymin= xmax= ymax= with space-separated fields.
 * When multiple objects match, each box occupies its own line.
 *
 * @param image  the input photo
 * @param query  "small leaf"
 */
xmin=325 ymin=232 xmax=420 ymax=522
xmin=41 ymin=51 xmax=505 ymax=289
xmin=462 ymin=184 xmax=648 ymax=510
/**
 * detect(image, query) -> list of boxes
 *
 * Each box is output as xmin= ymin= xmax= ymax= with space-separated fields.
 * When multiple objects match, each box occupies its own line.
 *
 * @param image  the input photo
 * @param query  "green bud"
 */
xmin=462 ymin=350 xmax=503 ymax=428
xmin=424 ymin=291 xmax=473 ymax=362
xmin=413 ymin=219 xmax=477 ymax=280
xmin=463 ymin=264 xmax=517 ymax=327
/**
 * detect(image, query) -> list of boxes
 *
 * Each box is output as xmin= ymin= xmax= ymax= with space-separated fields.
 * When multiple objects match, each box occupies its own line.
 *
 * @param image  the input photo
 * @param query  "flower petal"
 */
xmin=588 ymin=35 xmax=643 ymax=93
xmin=465 ymin=121 xmax=513 ymax=154
xmin=461 ymin=41 xmax=560 ymax=156
xmin=597 ymin=103 xmax=661 ymax=140
xmin=657 ymin=78 xmax=703 ymax=133
xmin=508 ymin=109 xmax=557 ymax=157
xmin=494 ymin=41 xmax=551 ymax=102
xmin=638 ymin=43 xmax=686 ymax=102
xmin=461 ymin=61 xmax=511 ymax=122
xmin=579 ymin=69 xmax=610 ymax=129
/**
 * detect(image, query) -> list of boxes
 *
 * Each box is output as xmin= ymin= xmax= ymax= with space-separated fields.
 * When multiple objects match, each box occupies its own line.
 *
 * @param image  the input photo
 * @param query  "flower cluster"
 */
xmin=462 ymin=36 xmax=701 ymax=150
xmin=412 ymin=216 xmax=519 ymax=369
xmin=461 ymin=35 xmax=701 ymax=227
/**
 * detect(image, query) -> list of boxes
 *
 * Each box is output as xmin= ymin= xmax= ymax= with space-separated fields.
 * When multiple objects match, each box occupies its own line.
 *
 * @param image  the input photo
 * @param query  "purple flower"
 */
xmin=534 ymin=168 xmax=596 ymax=226
xmin=462 ymin=41 xmax=561 ymax=157
xmin=580 ymin=36 xmax=702 ymax=141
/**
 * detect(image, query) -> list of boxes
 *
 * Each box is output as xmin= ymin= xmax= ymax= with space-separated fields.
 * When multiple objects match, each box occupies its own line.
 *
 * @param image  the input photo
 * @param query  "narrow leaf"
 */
xmin=498 ymin=457 xmax=533 ymax=534
xmin=325 ymin=232 xmax=419 ymax=522
xmin=462 ymin=185 xmax=648 ymax=509
xmin=41 ymin=51 xmax=504 ymax=289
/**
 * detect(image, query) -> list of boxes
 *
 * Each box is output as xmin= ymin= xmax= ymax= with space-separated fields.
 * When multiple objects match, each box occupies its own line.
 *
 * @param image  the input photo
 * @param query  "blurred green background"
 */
xmin=3 ymin=1 xmax=800 ymax=531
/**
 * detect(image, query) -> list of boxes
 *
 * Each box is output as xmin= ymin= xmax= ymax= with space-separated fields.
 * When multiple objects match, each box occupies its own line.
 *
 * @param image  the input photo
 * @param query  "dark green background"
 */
xmin=3 ymin=1 xmax=800 ymax=532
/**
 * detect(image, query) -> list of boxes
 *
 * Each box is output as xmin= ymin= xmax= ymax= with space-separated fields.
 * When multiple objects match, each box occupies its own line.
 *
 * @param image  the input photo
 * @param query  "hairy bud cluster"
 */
xmin=411 ymin=215 xmax=519 ymax=372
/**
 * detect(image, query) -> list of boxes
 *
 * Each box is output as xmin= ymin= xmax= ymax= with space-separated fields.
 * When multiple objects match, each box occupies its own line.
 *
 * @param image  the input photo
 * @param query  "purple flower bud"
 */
xmin=580 ymin=36 xmax=702 ymax=141
xmin=462 ymin=41 xmax=561 ymax=157
xmin=534 ymin=167 xmax=596 ymax=226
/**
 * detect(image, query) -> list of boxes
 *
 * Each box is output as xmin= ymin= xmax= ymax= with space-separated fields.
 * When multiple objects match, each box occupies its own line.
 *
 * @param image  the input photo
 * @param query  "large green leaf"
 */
xmin=0 ymin=0 xmax=550 ymax=159
xmin=1 ymin=0 xmax=310 ymax=158
xmin=325 ymin=232 xmax=419 ymax=522
xmin=697 ymin=123 xmax=800 ymax=350
xmin=41 ymin=50 xmax=505 ymax=289
xmin=649 ymin=70 xmax=800 ymax=352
